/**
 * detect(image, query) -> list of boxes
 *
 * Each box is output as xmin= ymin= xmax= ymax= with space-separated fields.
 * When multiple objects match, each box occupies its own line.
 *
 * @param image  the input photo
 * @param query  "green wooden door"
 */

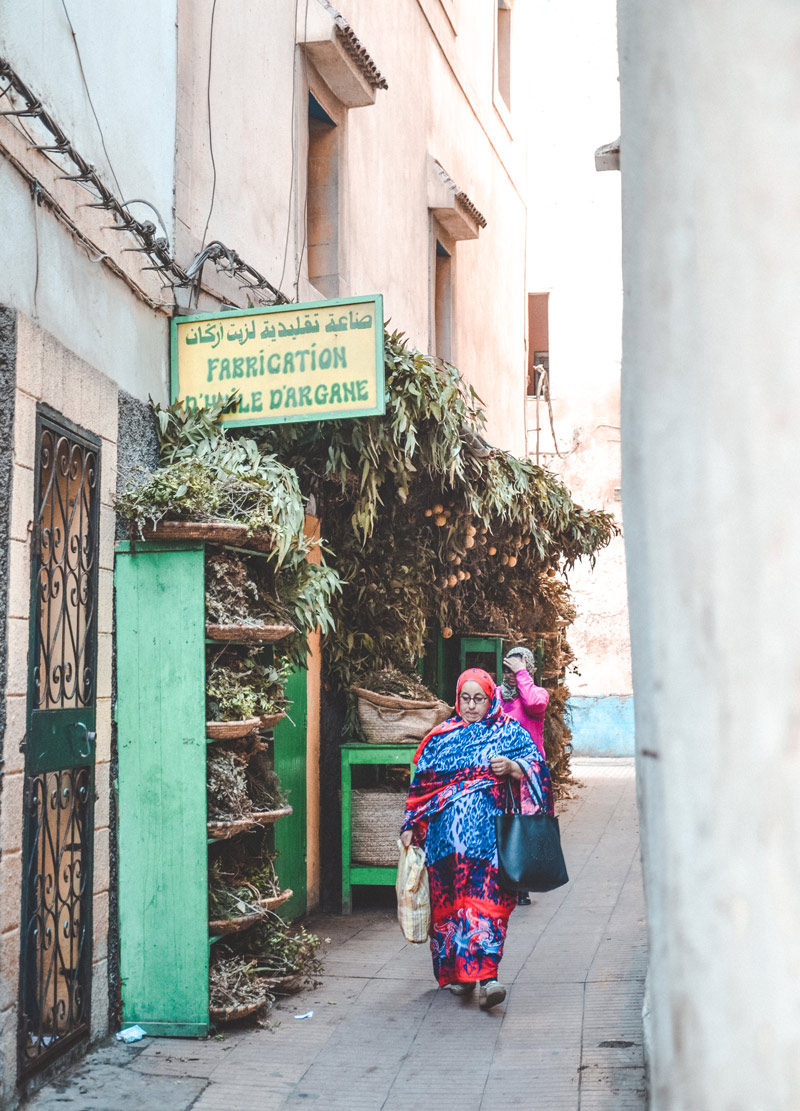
xmin=272 ymin=666 xmax=308 ymax=918
xmin=115 ymin=542 xmax=209 ymax=1036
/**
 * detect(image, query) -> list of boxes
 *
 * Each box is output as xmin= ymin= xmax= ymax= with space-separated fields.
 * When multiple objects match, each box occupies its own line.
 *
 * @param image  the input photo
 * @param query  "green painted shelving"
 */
xmin=115 ymin=539 xmax=308 ymax=1036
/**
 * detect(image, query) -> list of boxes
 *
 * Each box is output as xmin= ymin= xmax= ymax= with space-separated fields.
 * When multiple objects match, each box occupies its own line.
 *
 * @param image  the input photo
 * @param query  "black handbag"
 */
xmin=494 ymin=765 xmax=569 ymax=893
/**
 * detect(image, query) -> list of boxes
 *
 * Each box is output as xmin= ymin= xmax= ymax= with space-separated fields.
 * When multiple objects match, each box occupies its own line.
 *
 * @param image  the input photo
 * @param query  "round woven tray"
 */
xmin=206 ymin=623 xmax=295 ymax=643
xmin=209 ymin=909 xmax=264 ymax=936
xmin=260 ymin=973 xmax=304 ymax=993
xmin=207 ymin=816 xmax=257 ymax=840
xmin=258 ymin=712 xmax=286 ymax=730
xmin=258 ymin=888 xmax=293 ymax=912
xmin=206 ymin=718 xmax=262 ymax=740
xmin=210 ymin=998 xmax=268 ymax=1024
xmin=141 ymin=520 xmax=273 ymax=552
xmin=250 ymin=806 xmax=293 ymax=825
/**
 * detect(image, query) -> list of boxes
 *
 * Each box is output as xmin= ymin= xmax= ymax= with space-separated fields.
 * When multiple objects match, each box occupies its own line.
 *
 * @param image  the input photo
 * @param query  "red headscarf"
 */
xmin=413 ymin=667 xmax=499 ymax=763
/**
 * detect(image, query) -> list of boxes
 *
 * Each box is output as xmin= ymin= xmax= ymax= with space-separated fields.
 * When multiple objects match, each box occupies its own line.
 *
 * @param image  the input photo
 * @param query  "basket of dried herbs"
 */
xmin=206 ymin=653 xmax=290 ymax=724
xmin=207 ymin=749 xmax=253 ymax=823
xmin=209 ymin=953 xmax=274 ymax=1022
xmin=353 ymin=668 xmax=451 ymax=744
xmin=225 ymin=920 xmax=323 ymax=995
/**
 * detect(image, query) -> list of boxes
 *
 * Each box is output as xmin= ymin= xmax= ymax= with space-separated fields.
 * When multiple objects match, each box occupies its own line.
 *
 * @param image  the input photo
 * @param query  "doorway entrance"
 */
xmin=18 ymin=407 xmax=100 ymax=1077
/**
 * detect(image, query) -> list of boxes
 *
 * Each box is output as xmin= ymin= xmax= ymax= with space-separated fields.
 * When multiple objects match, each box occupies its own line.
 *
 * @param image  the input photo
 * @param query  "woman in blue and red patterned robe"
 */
xmin=400 ymin=667 xmax=552 ymax=1010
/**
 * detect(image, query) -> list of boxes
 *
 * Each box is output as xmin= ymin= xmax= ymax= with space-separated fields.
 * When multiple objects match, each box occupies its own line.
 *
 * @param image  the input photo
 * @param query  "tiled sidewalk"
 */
xmin=25 ymin=759 xmax=647 ymax=1111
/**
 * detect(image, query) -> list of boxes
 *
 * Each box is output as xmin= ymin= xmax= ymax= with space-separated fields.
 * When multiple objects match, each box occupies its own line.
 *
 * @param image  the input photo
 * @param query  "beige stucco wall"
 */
xmin=524 ymin=0 xmax=630 ymax=699
xmin=176 ymin=0 xmax=530 ymax=454
xmin=0 ymin=315 xmax=118 ymax=1105
xmin=619 ymin=0 xmax=800 ymax=1104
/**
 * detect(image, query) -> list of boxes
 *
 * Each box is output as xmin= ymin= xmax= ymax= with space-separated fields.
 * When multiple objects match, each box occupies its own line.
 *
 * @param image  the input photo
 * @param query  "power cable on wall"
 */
xmin=0 ymin=54 xmax=289 ymax=306
xmin=200 ymin=0 xmax=219 ymax=256
xmin=295 ymin=0 xmax=311 ymax=300
xmin=534 ymin=368 xmax=566 ymax=464
xmin=278 ymin=0 xmax=302 ymax=296
xmin=60 ymin=0 xmax=125 ymax=198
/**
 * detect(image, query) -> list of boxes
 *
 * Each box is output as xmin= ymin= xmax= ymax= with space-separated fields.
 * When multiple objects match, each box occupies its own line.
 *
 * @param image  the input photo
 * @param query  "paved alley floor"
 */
xmin=25 ymin=759 xmax=647 ymax=1111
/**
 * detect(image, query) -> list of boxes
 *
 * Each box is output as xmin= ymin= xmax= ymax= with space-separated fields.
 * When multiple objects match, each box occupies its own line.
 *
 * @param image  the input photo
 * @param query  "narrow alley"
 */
xmin=25 ymin=760 xmax=646 ymax=1111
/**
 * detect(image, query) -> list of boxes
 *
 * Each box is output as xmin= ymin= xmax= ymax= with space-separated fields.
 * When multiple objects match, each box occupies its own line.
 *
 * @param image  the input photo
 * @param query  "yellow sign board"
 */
xmin=171 ymin=294 xmax=384 ymax=427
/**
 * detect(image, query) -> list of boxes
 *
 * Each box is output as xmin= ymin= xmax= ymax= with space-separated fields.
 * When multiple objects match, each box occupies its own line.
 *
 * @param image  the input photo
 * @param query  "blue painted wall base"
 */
xmin=567 ymin=695 xmax=635 ymax=756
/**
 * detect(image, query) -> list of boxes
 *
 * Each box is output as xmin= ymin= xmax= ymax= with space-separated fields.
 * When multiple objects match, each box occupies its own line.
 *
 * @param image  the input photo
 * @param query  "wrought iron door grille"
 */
xmin=20 ymin=768 xmax=92 ymax=1069
xmin=19 ymin=410 xmax=99 ymax=1077
xmin=34 ymin=425 xmax=98 ymax=710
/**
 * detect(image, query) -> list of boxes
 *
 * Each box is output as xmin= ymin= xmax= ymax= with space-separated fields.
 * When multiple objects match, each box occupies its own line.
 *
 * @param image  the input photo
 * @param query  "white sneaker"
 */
xmin=478 ymin=980 xmax=506 ymax=1010
xmin=448 ymin=981 xmax=476 ymax=997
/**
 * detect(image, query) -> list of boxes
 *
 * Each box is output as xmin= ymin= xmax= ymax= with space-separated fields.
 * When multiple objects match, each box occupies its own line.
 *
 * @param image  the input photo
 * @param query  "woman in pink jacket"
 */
xmin=498 ymin=646 xmax=550 ymax=904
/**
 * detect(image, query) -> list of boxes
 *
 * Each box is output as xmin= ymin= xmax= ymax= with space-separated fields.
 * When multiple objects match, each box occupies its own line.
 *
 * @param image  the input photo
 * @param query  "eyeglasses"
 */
xmin=460 ymin=693 xmax=489 ymax=706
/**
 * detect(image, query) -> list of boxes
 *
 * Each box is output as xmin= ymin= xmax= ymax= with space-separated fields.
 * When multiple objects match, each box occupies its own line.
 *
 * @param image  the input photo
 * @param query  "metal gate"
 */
xmin=18 ymin=407 xmax=100 ymax=1077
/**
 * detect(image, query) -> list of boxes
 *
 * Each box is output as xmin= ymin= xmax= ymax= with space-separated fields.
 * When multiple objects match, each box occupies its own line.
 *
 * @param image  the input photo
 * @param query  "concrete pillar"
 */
xmin=618 ymin=1 xmax=800 ymax=1106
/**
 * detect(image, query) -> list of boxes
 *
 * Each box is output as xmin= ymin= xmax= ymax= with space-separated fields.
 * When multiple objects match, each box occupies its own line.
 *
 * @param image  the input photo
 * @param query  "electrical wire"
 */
xmin=60 ymin=0 xmax=124 ymax=197
xmin=534 ymin=369 xmax=565 ymax=463
xmin=278 ymin=0 xmax=302 ymax=296
xmin=199 ymin=0 xmax=219 ymax=256
xmin=31 ymin=180 xmax=41 ymax=317
xmin=117 ymin=198 xmax=170 ymax=242
xmin=295 ymin=0 xmax=311 ymax=300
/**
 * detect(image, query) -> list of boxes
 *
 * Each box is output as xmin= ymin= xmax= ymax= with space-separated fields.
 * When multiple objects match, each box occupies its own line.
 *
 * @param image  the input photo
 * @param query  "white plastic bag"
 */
xmin=395 ymin=839 xmax=430 ymax=943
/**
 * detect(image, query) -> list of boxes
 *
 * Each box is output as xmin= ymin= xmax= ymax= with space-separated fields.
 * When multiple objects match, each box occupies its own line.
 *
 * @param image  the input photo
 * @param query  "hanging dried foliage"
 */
xmin=255 ymin=331 xmax=617 ymax=785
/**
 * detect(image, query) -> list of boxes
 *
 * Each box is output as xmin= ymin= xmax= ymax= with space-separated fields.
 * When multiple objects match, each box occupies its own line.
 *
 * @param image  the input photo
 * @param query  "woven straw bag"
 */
xmin=395 ymin=840 xmax=430 ymax=944
xmin=354 ymin=687 xmax=452 ymax=744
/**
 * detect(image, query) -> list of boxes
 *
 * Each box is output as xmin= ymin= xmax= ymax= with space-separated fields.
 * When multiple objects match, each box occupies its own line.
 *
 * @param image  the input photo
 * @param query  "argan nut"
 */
xmin=501 ymin=554 xmax=509 ymax=565
xmin=448 ymin=574 xmax=458 ymax=587
xmin=443 ymin=509 xmax=452 ymax=517
xmin=507 ymin=555 xmax=518 ymax=567
xmin=464 ymin=571 xmax=471 ymax=580
xmin=480 ymin=526 xmax=488 ymax=534
xmin=454 ymin=556 xmax=462 ymax=565
xmin=424 ymin=508 xmax=433 ymax=517
xmin=442 ymin=626 xmax=453 ymax=638
xmin=488 ymin=546 xmax=497 ymax=555
xmin=435 ymin=515 xmax=447 ymax=526
xmin=433 ymin=503 xmax=444 ymax=515
xmin=457 ymin=570 xmax=466 ymax=581
xmin=465 ymin=536 xmax=475 ymax=549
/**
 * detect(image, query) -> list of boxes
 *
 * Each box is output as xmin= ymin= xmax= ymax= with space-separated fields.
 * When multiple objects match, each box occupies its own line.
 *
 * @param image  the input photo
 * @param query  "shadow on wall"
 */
xmin=568 ymin=695 xmax=635 ymax=756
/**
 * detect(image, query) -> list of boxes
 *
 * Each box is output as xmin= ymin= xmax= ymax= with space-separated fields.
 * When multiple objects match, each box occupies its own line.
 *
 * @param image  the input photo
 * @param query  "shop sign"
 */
xmin=171 ymin=294 xmax=385 ymax=427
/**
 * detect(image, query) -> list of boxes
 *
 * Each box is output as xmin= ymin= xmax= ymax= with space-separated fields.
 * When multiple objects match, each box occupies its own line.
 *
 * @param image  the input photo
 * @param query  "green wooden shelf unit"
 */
xmin=115 ymin=539 xmax=307 ymax=1036
xmin=340 ymin=742 xmax=417 ymax=914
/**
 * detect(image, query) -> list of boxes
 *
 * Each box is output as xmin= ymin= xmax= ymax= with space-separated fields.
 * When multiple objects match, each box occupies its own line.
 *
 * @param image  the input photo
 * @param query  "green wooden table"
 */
xmin=340 ymin=742 xmax=417 ymax=913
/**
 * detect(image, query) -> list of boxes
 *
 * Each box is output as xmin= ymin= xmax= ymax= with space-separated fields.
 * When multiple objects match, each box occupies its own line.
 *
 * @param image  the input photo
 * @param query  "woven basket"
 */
xmin=258 ymin=712 xmax=286 ymax=730
xmin=207 ymin=816 xmax=256 ymax=840
xmin=206 ymin=623 xmax=295 ymax=643
xmin=141 ymin=520 xmax=273 ymax=552
xmin=260 ymin=973 xmax=304 ymax=994
xmin=210 ymin=998 xmax=269 ymax=1024
xmin=351 ymin=788 xmax=407 ymax=866
xmin=206 ymin=718 xmax=262 ymax=740
xmin=250 ymin=806 xmax=293 ymax=825
xmin=258 ymin=889 xmax=293 ymax=912
xmin=353 ymin=687 xmax=452 ymax=744
xmin=209 ymin=909 xmax=264 ymax=936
